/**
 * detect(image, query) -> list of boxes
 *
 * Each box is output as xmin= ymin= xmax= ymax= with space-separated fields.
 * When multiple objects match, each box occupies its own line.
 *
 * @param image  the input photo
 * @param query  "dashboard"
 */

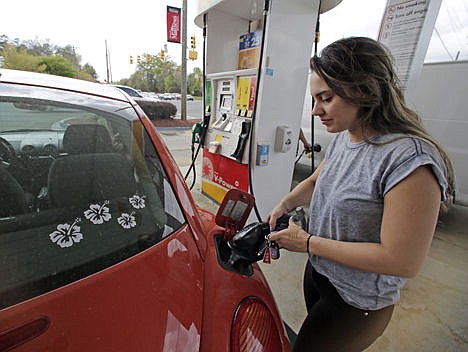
xmin=1 ymin=130 xmax=65 ymax=158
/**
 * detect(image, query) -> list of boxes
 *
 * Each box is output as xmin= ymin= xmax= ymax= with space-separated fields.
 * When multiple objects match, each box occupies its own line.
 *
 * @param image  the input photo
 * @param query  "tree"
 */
xmin=0 ymin=35 xmax=98 ymax=82
xmin=1 ymin=44 xmax=43 ymax=73
xmin=0 ymin=35 xmax=9 ymax=51
xmin=188 ymin=67 xmax=203 ymax=96
xmin=38 ymin=56 xmax=76 ymax=77
xmin=82 ymin=63 xmax=98 ymax=80
xmin=20 ymin=38 xmax=55 ymax=56
xmin=56 ymin=45 xmax=81 ymax=69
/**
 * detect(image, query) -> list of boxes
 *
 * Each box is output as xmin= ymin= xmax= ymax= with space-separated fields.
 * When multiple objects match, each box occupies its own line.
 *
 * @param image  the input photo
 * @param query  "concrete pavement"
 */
xmin=159 ymin=128 xmax=468 ymax=352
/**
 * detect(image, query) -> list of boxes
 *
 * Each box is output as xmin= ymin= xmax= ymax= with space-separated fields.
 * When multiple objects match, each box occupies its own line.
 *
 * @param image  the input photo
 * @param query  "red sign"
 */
xmin=202 ymin=150 xmax=249 ymax=203
xmin=167 ymin=6 xmax=181 ymax=43
xmin=248 ymin=76 xmax=257 ymax=111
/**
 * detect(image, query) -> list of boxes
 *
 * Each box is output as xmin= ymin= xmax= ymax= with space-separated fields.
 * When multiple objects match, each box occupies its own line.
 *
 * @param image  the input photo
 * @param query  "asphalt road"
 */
xmin=170 ymin=100 xmax=203 ymax=119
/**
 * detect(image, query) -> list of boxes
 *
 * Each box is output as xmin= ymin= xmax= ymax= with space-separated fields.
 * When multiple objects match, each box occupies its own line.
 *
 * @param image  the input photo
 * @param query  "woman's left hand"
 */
xmin=268 ymin=218 xmax=310 ymax=253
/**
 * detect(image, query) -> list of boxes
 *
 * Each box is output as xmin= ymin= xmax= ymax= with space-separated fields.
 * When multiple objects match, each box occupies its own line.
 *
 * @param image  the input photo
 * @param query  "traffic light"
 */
xmin=160 ymin=50 xmax=165 ymax=60
xmin=146 ymin=53 xmax=151 ymax=63
xmin=137 ymin=55 xmax=141 ymax=64
xmin=190 ymin=36 xmax=196 ymax=49
xmin=129 ymin=55 xmax=133 ymax=64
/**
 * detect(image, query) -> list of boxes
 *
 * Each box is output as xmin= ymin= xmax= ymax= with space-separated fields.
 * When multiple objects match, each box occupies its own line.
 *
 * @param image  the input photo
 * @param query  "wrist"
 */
xmin=280 ymin=199 xmax=292 ymax=213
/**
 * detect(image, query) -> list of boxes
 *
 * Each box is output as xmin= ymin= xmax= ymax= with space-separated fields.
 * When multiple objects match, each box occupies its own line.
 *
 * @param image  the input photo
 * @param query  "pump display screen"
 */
xmin=220 ymin=95 xmax=232 ymax=109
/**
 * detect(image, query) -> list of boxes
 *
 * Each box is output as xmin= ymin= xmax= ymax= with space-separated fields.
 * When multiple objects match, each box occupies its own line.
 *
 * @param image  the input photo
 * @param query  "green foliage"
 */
xmin=188 ymin=67 xmax=203 ymax=96
xmin=37 ymin=56 xmax=76 ymax=77
xmin=165 ymin=68 xmax=181 ymax=93
xmin=0 ymin=35 xmax=98 ymax=82
xmin=81 ymin=63 xmax=98 ymax=80
xmin=1 ymin=44 xmax=42 ymax=72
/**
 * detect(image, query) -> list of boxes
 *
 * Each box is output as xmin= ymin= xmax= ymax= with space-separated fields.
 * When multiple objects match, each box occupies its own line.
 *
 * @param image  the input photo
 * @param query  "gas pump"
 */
xmin=195 ymin=0 xmax=342 ymax=220
xmin=199 ymin=64 xmax=259 ymax=203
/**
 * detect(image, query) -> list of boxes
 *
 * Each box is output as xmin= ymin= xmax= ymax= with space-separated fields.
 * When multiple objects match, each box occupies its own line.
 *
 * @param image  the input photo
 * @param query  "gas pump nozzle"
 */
xmin=199 ymin=111 xmax=211 ymax=146
xmin=191 ymin=123 xmax=202 ymax=144
xmin=227 ymin=207 xmax=307 ymax=266
xmin=191 ymin=111 xmax=211 ymax=146
xmin=227 ymin=222 xmax=270 ymax=266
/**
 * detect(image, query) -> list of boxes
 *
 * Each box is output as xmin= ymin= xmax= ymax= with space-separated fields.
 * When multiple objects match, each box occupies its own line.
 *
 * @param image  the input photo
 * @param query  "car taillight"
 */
xmin=231 ymin=297 xmax=282 ymax=352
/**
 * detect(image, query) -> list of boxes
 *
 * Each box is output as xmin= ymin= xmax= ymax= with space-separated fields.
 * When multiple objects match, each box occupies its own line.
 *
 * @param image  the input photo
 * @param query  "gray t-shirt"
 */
xmin=309 ymin=131 xmax=448 ymax=310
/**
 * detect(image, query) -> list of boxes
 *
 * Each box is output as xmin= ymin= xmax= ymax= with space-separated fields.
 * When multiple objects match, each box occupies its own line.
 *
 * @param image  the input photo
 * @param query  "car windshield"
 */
xmin=0 ymin=84 xmax=185 ymax=309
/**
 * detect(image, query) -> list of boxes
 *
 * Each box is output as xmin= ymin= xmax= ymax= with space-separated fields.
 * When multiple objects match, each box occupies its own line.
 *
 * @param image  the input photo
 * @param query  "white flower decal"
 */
xmin=50 ymin=218 xmax=83 ymax=248
xmin=129 ymin=195 xmax=146 ymax=209
xmin=84 ymin=200 xmax=112 ymax=224
xmin=117 ymin=212 xmax=136 ymax=229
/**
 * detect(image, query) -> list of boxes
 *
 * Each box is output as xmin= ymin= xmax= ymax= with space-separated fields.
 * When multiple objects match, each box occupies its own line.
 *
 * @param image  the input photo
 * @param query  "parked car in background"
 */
xmin=157 ymin=92 xmax=194 ymax=101
xmin=112 ymin=84 xmax=177 ymax=119
xmin=111 ymin=84 xmax=145 ymax=99
xmin=0 ymin=69 xmax=290 ymax=351
xmin=159 ymin=92 xmax=178 ymax=101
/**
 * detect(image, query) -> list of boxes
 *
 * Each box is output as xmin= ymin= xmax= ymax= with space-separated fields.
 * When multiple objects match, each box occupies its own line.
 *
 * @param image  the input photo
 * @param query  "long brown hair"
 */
xmin=310 ymin=37 xmax=455 ymax=206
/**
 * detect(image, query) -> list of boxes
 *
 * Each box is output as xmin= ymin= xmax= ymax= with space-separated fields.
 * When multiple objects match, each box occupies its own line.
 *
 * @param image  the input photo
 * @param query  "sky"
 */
xmin=1 ymin=0 xmax=467 ymax=82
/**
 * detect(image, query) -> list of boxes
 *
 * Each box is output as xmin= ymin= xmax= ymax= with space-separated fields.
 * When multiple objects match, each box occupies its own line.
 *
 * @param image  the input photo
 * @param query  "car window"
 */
xmin=0 ymin=89 xmax=185 ymax=309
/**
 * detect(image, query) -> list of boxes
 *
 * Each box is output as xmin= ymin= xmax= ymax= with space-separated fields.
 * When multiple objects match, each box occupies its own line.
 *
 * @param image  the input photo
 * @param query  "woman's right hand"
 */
xmin=267 ymin=201 xmax=290 ymax=230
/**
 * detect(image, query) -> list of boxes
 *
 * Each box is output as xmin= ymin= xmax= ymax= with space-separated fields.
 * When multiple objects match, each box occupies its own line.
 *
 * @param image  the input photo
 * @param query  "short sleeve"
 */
xmin=383 ymin=139 xmax=448 ymax=201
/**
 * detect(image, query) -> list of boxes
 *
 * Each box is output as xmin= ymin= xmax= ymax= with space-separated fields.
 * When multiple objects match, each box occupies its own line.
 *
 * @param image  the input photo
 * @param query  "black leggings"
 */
xmin=293 ymin=261 xmax=394 ymax=352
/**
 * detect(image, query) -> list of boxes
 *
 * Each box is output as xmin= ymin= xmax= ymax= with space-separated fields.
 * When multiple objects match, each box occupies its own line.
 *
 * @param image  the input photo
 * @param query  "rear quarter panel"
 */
xmin=199 ymin=228 xmax=291 ymax=352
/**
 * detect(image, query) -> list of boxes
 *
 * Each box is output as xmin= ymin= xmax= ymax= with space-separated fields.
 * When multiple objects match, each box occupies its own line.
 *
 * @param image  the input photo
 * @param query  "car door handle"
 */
xmin=0 ymin=316 xmax=50 ymax=351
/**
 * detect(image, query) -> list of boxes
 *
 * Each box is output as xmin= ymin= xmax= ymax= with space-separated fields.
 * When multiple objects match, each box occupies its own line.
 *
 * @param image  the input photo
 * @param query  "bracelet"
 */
xmin=306 ymin=235 xmax=312 ymax=257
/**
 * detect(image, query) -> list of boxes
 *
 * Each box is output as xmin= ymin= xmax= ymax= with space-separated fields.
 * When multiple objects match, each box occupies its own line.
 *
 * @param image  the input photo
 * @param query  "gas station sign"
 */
xmin=202 ymin=149 xmax=249 ymax=203
xmin=378 ymin=0 xmax=442 ymax=97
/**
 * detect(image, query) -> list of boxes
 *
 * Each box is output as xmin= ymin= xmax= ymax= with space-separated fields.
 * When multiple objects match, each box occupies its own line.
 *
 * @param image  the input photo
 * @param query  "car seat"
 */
xmin=0 ymin=166 xmax=28 ymax=217
xmin=40 ymin=124 xmax=123 ymax=209
xmin=63 ymin=124 xmax=113 ymax=154
xmin=47 ymin=153 xmax=136 ymax=208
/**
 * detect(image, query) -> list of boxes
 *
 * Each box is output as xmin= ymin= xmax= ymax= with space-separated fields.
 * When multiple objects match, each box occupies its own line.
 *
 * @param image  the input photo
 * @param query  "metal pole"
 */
xmin=105 ymin=40 xmax=110 ymax=84
xmin=181 ymin=0 xmax=187 ymax=120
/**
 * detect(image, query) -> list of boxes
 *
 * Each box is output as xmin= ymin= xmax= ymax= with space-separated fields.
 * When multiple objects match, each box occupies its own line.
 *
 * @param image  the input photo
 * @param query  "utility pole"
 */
xmin=105 ymin=40 xmax=111 ymax=84
xmin=181 ymin=0 xmax=187 ymax=120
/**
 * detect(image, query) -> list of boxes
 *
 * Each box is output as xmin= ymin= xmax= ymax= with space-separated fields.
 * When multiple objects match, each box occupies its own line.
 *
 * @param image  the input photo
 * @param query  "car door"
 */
xmin=0 ymin=227 xmax=204 ymax=351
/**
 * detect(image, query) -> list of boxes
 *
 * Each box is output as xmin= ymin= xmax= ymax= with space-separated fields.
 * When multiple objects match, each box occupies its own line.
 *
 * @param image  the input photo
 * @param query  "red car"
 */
xmin=0 ymin=69 xmax=291 ymax=351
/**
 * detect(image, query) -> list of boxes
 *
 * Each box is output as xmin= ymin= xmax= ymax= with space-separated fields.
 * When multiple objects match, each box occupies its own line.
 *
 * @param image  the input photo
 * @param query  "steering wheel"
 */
xmin=0 ymin=137 xmax=17 ymax=165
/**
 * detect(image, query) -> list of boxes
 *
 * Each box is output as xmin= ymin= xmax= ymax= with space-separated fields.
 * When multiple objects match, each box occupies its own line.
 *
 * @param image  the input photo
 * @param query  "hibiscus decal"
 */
xmin=129 ymin=195 xmax=146 ymax=209
xmin=117 ymin=212 xmax=136 ymax=229
xmin=84 ymin=200 xmax=111 ymax=224
xmin=50 ymin=218 xmax=83 ymax=248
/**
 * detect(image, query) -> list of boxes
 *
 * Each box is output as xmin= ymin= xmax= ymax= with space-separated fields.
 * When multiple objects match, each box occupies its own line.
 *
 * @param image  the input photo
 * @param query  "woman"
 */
xmin=268 ymin=37 xmax=454 ymax=352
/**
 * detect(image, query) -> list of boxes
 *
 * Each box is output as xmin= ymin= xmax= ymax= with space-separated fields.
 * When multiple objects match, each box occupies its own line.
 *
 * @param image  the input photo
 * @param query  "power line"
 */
xmin=434 ymin=27 xmax=454 ymax=60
